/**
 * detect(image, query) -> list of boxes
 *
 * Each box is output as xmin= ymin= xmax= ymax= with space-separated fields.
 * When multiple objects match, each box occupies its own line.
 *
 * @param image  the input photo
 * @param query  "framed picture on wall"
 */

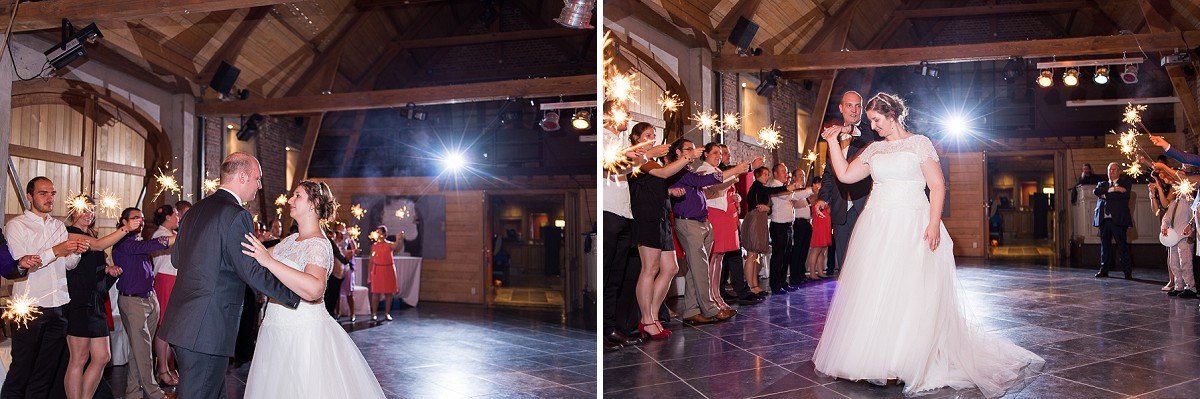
xmin=738 ymin=74 xmax=771 ymax=147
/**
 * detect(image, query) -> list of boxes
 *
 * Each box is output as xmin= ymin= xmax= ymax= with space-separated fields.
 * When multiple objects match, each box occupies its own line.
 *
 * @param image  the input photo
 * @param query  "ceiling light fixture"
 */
xmin=1093 ymin=66 xmax=1109 ymax=84
xmin=540 ymin=111 xmax=561 ymax=131
xmin=571 ymin=110 xmax=591 ymax=130
xmin=1121 ymin=64 xmax=1139 ymax=84
xmin=1036 ymin=70 xmax=1054 ymax=88
xmin=554 ymin=0 xmax=594 ymax=29
xmin=1062 ymin=68 xmax=1080 ymax=86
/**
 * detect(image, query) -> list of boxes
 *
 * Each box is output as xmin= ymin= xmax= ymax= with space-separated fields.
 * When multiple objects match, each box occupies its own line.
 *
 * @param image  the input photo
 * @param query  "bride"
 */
xmin=812 ymin=92 xmax=1043 ymax=397
xmin=240 ymin=180 xmax=386 ymax=398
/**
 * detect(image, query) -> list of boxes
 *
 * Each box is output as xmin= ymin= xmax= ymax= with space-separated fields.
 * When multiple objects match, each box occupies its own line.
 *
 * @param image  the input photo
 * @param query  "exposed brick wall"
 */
xmin=718 ymin=72 xmax=816 ymax=172
xmin=929 ymin=16 xmax=1057 ymax=46
xmin=200 ymin=116 xmax=301 ymax=223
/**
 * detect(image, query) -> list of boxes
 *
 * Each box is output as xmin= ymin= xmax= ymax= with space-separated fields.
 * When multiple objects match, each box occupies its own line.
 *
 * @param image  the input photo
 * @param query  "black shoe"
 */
xmin=1095 ymin=272 xmax=1109 ymax=278
xmin=606 ymin=329 xmax=643 ymax=346
xmin=721 ymin=292 xmax=738 ymax=301
xmin=604 ymin=341 xmax=624 ymax=352
xmin=1180 ymin=290 xmax=1198 ymax=299
xmin=755 ymin=290 xmax=770 ymax=297
xmin=1124 ymin=273 xmax=1134 ymax=280
xmin=736 ymin=294 xmax=765 ymax=304
xmin=1168 ymin=289 xmax=1183 ymax=297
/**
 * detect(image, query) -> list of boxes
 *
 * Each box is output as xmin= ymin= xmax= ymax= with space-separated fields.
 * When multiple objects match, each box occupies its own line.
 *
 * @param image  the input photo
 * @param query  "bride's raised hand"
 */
xmin=923 ymin=224 xmax=941 ymax=251
xmin=241 ymin=233 xmax=272 ymax=263
xmin=821 ymin=125 xmax=841 ymax=142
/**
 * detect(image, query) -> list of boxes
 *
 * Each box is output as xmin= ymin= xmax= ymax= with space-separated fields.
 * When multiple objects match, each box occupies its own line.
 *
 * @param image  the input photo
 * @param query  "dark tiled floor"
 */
xmin=166 ymin=302 xmax=595 ymax=398
xmin=603 ymin=258 xmax=1200 ymax=398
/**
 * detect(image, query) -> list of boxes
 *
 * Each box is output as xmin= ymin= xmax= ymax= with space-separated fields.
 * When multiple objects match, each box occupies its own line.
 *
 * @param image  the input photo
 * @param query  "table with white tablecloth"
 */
xmin=355 ymin=256 xmax=422 ymax=306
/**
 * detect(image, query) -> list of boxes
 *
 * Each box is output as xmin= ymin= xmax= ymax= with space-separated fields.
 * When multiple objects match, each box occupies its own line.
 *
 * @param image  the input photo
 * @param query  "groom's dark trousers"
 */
xmin=158 ymin=189 xmax=300 ymax=399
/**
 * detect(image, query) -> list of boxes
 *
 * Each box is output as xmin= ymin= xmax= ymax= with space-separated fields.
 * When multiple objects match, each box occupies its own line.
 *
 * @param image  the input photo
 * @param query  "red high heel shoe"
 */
xmin=638 ymin=322 xmax=670 ymax=340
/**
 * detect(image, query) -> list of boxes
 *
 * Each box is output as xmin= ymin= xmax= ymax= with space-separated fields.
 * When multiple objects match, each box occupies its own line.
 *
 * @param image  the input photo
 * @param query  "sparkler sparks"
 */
xmin=66 ymin=194 xmax=92 ymax=216
xmin=693 ymin=111 xmax=719 ymax=133
xmin=1124 ymin=163 xmax=1144 ymax=178
xmin=605 ymin=72 xmax=638 ymax=105
xmin=350 ymin=204 xmax=366 ymax=220
xmin=605 ymin=106 xmax=629 ymax=129
xmin=1174 ymin=177 xmax=1198 ymax=203
xmin=721 ymin=112 xmax=741 ymax=132
xmin=758 ymin=124 xmax=782 ymax=150
xmin=1122 ymin=103 xmax=1148 ymax=126
xmin=202 ymin=178 xmax=220 ymax=194
xmin=659 ymin=92 xmax=681 ymax=113
xmin=348 ymin=226 xmax=362 ymax=241
xmin=152 ymin=165 xmax=181 ymax=201
xmin=394 ymin=207 xmax=409 ymax=219
xmin=603 ymin=140 xmax=654 ymax=178
xmin=369 ymin=231 xmax=381 ymax=242
xmin=96 ymin=192 xmax=121 ymax=217
xmin=3 ymin=295 xmax=41 ymax=328
xmin=804 ymin=151 xmax=818 ymax=163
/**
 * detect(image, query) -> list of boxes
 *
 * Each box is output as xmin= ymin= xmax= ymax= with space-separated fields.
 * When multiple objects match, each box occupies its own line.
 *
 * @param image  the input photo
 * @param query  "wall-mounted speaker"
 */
xmin=729 ymin=17 xmax=758 ymax=51
xmin=210 ymin=61 xmax=240 ymax=96
xmin=237 ymin=114 xmax=263 ymax=141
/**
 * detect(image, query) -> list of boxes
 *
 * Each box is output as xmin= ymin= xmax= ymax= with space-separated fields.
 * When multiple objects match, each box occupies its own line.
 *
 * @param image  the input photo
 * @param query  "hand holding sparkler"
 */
xmin=1148 ymin=135 xmax=1170 ymax=150
xmin=105 ymin=265 xmax=122 ymax=277
xmin=52 ymin=239 xmax=89 ymax=258
xmin=16 ymin=255 xmax=40 ymax=271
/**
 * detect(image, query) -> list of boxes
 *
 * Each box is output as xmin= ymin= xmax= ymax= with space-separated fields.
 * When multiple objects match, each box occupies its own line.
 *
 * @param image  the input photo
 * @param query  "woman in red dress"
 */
xmin=369 ymin=225 xmax=399 ymax=321
xmin=808 ymin=178 xmax=832 ymax=279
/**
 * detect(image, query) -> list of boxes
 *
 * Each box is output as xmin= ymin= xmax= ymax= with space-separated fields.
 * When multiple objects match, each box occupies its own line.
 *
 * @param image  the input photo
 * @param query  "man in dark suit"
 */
xmin=1093 ymin=162 xmax=1134 ymax=279
xmin=815 ymin=91 xmax=878 ymax=275
xmin=159 ymin=153 xmax=300 ymax=399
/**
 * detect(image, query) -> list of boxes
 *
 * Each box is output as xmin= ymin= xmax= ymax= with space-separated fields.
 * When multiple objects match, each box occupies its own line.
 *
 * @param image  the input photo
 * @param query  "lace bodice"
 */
xmin=858 ymin=134 xmax=939 ymax=184
xmin=857 ymin=134 xmax=940 ymax=209
xmin=269 ymin=234 xmax=334 ymax=277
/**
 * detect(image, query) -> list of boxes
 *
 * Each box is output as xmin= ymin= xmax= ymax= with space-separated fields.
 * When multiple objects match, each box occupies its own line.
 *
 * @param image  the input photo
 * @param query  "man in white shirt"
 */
xmin=790 ymin=168 xmax=814 ymax=285
xmin=767 ymin=164 xmax=796 ymax=293
xmin=2 ymin=176 xmax=89 ymax=399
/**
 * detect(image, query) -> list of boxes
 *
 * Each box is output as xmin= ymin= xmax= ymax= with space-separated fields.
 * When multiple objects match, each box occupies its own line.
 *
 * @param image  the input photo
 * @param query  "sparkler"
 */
xmin=348 ymin=226 xmax=362 ymax=241
xmin=66 ymin=194 xmax=92 ymax=216
xmin=152 ymin=165 xmax=181 ymax=201
xmin=603 ymin=139 xmax=655 ymax=178
xmin=693 ymin=111 xmax=719 ymax=133
xmin=1124 ymin=162 xmax=1144 ymax=178
xmin=394 ymin=207 xmax=409 ymax=219
xmin=758 ymin=124 xmax=782 ymax=150
xmin=804 ymin=151 xmax=818 ymax=163
xmin=659 ymin=92 xmax=681 ymax=113
xmin=605 ymin=106 xmax=629 ymax=130
xmin=3 ymin=294 xmax=41 ymax=328
xmin=96 ymin=192 xmax=122 ymax=217
xmin=202 ymin=178 xmax=220 ymax=194
xmin=368 ymin=231 xmax=381 ymax=242
xmin=605 ymin=72 xmax=638 ymax=105
xmin=1122 ymin=103 xmax=1147 ymax=126
xmin=350 ymin=204 xmax=366 ymax=220
xmin=721 ymin=112 xmax=741 ymax=132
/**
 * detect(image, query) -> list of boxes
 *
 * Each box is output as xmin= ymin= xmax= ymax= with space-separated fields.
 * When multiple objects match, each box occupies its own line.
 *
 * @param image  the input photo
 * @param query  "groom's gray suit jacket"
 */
xmin=159 ymin=189 xmax=300 ymax=357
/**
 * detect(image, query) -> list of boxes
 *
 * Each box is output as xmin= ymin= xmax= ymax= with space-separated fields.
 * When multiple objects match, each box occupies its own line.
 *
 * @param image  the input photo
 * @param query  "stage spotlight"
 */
xmin=915 ymin=61 xmax=940 ymax=78
xmin=1121 ymin=64 xmax=1139 ymax=83
xmin=46 ymin=20 xmax=103 ymax=71
xmin=1002 ymin=58 xmax=1022 ymax=81
xmin=554 ymin=0 xmax=594 ymax=29
xmin=1062 ymin=68 xmax=1079 ymax=86
xmin=571 ymin=110 xmax=591 ymax=130
xmin=944 ymin=114 xmax=970 ymax=136
xmin=1093 ymin=66 xmax=1109 ymax=84
xmin=755 ymin=69 xmax=780 ymax=96
xmin=1036 ymin=70 xmax=1053 ymax=88
xmin=442 ymin=151 xmax=467 ymax=173
xmin=540 ymin=111 xmax=561 ymax=131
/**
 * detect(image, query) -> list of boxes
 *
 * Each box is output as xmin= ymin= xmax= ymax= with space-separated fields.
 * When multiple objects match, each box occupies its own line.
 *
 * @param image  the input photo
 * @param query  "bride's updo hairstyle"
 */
xmin=865 ymin=92 xmax=909 ymax=129
xmin=297 ymin=180 xmax=339 ymax=221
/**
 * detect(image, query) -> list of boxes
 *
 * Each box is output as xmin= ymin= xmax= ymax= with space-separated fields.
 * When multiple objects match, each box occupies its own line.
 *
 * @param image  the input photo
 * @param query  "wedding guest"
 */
xmin=64 ymin=196 xmax=134 ymax=399
xmin=767 ymin=164 xmax=796 ymax=293
xmin=369 ymin=225 xmax=399 ymax=321
xmin=807 ymin=178 xmax=832 ymax=279
xmin=742 ymin=167 xmax=796 ymax=295
xmin=1093 ymin=162 xmax=1133 ymax=279
xmin=113 ymin=207 xmax=175 ymax=399
xmin=2 ymin=177 xmax=89 ymax=399
xmin=335 ymin=222 xmax=360 ymax=322
xmin=150 ymin=204 xmax=182 ymax=386
xmin=1160 ymin=169 xmax=1197 ymax=298
xmin=790 ymin=168 xmax=814 ymax=285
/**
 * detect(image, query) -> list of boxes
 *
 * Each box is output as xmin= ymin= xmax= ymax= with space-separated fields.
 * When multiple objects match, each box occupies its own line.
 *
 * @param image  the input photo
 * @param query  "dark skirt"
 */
xmin=65 ymin=296 xmax=109 ymax=338
xmin=632 ymin=218 xmax=674 ymax=251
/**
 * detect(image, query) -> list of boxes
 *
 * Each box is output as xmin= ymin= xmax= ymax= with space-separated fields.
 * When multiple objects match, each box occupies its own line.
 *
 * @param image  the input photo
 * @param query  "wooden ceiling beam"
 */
xmin=894 ymin=1 xmax=1086 ymax=19
xmin=0 ymin=0 xmax=296 ymax=32
xmin=196 ymin=75 xmax=594 ymax=116
xmin=656 ymin=0 xmax=715 ymax=40
xmin=712 ymin=0 xmax=764 ymax=42
xmin=197 ymin=6 xmax=271 ymax=84
xmin=355 ymin=0 xmax=448 ymax=8
xmin=864 ymin=0 xmax=928 ymax=50
xmin=714 ymin=30 xmax=1200 ymax=72
xmin=388 ymin=27 xmax=587 ymax=51
xmin=284 ymin=12 xmax=367 ymax=97
xmin=801 ymin=1 xmax=859 ymax=53
xmin=604 ymin=0 xmax=708 ymax=48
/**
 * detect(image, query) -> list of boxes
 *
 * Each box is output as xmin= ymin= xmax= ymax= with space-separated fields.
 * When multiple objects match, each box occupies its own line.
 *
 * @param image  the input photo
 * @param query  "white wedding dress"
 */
xmin=812 ymin=135 xmax=1044 ymax=398
xmin=243 ymin=234 xmax=386 ymax=398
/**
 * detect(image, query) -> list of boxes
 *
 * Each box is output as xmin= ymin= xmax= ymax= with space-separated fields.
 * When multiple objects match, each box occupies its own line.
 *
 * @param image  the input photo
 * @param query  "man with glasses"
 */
xmin=113 ymin=207 xmax=175 ymax=399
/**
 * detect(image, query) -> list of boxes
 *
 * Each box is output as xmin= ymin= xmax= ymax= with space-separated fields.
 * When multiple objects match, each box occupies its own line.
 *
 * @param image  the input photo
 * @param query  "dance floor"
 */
xmin=603 ymin=258 xmax=1200 ymax=398
xmin=219 ymin=303 xmax=597 ymax=398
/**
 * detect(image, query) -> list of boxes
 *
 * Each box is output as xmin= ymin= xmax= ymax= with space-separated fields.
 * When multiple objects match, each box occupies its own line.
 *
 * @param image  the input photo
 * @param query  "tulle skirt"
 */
xmin=244 ymin=302 xmax=386 ymax=398
xmin=812 ymin=199 xmax=1043 ymax=398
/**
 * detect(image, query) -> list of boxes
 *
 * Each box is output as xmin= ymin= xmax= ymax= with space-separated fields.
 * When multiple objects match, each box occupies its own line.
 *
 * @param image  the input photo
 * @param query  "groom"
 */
xmin=815 ymin=91 xmax=878 ymax=275
xmin=159 ymin=152 xmax=300 ymax=399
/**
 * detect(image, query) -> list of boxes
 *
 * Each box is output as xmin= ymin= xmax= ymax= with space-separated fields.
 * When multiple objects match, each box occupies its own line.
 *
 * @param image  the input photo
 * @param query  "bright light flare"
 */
xmin=758 ymin=124 xmax=782 ymax=150
xmin=944 ymin=114 xmax=970 ymax=136
xmin=3 ymin=295 xmax=41 ymax=328
xmin=442 ymin=151 xmax=468 ymax=173
xmin=659 ymin=92 xmax=681 ymax=113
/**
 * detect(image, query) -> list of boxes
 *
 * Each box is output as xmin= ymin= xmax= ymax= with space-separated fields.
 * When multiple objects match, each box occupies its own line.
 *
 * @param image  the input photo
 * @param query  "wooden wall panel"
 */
xmin=4 ymin=159 xmax=82 ymax=217
xmin=943 ymin=152 xmax=987 ymax=257
xmin=10 ymin=104 xmax=86 ymax=156
xmin=96 ymin=122 xmax=147 ymax=168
